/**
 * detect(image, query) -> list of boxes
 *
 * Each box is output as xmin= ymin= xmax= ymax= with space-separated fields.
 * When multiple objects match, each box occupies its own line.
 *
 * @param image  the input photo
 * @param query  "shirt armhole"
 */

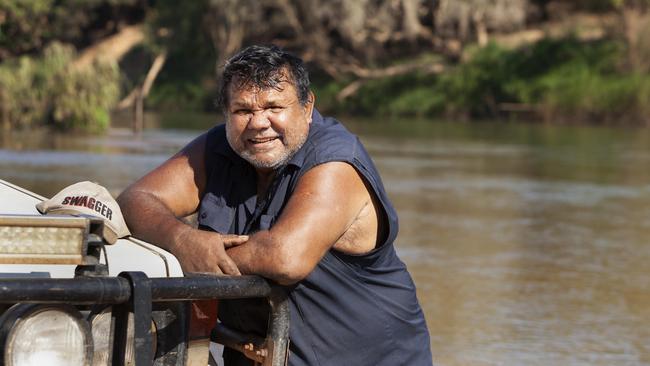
xmin=299 ymin=158 xmax=393 ymax=251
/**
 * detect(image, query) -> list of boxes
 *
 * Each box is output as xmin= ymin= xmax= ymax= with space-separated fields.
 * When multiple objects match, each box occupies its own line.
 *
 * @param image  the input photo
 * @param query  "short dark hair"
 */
xmin=217 ymin=45 xmax=310 ymax=110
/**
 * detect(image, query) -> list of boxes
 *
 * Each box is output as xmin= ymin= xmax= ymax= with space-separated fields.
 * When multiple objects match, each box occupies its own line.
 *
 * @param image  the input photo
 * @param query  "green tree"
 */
xmin=0 ymin=42 xmax=120 ymax=132
xmin=0 ymin=0 xmax=145 ymax=61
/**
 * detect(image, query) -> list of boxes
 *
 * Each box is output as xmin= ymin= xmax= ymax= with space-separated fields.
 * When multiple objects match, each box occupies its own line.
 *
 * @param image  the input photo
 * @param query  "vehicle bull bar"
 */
xmin=0 ymin=272 xmax=290 ymax=366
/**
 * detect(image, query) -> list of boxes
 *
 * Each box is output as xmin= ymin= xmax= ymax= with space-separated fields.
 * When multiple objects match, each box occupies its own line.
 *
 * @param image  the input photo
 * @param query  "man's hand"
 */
xmin=116 ymin=133 xmax=251 ymax=276
xmin=174 ymin=227 xmax=248 ymax=275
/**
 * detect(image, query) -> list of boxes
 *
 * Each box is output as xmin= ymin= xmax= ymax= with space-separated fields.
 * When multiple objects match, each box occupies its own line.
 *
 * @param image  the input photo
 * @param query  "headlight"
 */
xmin=1 ymin=304 xmax=92 ymax=366
xmin=90 ymin=307 xmax=157 ymax=366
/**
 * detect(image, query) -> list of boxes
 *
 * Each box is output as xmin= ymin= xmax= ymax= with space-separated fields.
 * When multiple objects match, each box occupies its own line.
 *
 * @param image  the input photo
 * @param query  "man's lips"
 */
xmin=248 ymin=136 xmax=280 ymax=144
xmin=247 ymin=136 xmax=282 ymax=151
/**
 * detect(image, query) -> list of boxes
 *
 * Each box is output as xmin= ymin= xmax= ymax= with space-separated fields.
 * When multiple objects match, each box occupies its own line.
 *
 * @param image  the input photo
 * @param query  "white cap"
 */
xmin=36 ymin=181 xmax=130 ymax=244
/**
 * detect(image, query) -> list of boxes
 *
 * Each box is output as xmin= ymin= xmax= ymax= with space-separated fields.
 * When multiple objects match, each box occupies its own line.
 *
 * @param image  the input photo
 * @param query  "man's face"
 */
xmin=225 ymin=77 xmax=314 ymax=172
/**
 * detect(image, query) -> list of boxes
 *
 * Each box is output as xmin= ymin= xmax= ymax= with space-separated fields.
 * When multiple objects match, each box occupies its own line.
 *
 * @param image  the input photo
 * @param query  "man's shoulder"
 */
xmin=204 ymin=123 xmax=237 ymax=158
xmin=305 ymin=115 xmax=358 ymax=155
xmin=206 ymin=123 xmax=226 ymax=140
xmin=291 ymin=116 xmax=359 ymax=171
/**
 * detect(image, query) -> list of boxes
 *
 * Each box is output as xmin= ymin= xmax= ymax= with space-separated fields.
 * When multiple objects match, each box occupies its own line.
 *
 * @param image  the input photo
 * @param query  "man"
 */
xmin=118 ymin=45 xmax=432 ymax=365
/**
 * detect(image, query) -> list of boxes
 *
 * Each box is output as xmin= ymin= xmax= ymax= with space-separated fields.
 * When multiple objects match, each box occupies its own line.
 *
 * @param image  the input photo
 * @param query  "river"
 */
xmin=2 ymin=114 xmax=650 ymax=365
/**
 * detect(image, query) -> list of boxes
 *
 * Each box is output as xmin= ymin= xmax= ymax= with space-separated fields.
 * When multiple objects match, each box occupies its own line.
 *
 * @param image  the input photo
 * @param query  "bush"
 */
xmin=536 ymin=66 xmax=650 ymax=123
xmin=315 ymin=37 xmax=650 ymax=124
xmin=0 ymin=42 xmax=120 ymax=132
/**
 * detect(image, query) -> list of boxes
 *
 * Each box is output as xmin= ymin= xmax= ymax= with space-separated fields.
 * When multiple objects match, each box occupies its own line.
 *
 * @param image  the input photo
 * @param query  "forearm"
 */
xmin=117 ymin=189 xmax=192 ymax=255
xmin=226 ymin=231 xmax=303 ymax=285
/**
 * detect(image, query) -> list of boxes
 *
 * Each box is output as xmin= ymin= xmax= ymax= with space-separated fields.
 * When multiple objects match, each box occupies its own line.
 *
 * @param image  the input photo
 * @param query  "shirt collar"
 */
xmin=284 ymin=108 xmax=323 ymax=169
xmin=212 ymin=125 xmax=240 ymax=161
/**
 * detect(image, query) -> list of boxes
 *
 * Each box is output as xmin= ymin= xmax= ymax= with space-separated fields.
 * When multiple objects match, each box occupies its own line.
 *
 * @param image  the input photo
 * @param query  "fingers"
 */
xmin=176 ymin=230 xmax=243 ymax=275
xmin=213 ymin=241 xmax=241 ymax=275
xmin=221 ymin=234 xmax=249 ymax=248
xmin=218 ymin=253 xmax=241 ymax=275
xmin=183 ymin=258 xmax=239 ymax=276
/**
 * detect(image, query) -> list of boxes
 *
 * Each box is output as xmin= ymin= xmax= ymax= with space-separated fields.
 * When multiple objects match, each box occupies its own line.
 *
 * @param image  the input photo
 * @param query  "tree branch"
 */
xmin=72 ymin=25 xmax=145 ymax=70
xmin=116 ymin=52 xmax=167 ymax=110
xmin=336 ymin=61 xmax=445 ymax=101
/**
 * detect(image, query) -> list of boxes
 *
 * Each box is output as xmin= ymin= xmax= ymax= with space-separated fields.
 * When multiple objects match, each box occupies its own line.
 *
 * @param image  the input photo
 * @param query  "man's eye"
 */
xmin=269 ymin=107 xmax=283 ymax=113
xmin=234 ymin=109 xmax=249 ymax=115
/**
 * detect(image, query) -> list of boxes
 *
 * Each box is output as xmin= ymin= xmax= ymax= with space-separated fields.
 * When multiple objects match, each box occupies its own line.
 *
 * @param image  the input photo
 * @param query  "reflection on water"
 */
xmin=2 ymin=117 xmax=650 ymax=365
xmin=0 ymin=127 xmax=197 ymax=197
xmin=364 ymin=135 xmax=650 ymax=366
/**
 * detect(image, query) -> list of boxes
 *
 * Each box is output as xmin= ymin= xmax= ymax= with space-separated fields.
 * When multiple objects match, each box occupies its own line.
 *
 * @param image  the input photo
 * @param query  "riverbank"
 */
xmin=2 ymin=6 xmax=650 ymax=131
xmin=3 ymin=36 xmax=649 ymax=132
xmin=312 ymin=37 xmax=650 ymax=125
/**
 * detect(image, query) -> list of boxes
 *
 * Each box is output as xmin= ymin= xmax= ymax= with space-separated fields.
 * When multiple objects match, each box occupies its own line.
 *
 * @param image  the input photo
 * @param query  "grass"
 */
xmin=314 ymin=37 xmax=650 ymax=125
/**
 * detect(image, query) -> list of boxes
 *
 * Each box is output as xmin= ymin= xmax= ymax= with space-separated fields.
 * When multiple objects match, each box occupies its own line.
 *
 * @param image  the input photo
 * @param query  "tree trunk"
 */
xmin=621 ymin=5 xmax=650 ymax=72
xmin=206 ymin=0 xmax=254 ymax=80
xmin=72 ymin=25 xmax=145 ymax=69
xmin=132 ymin=52 xmax=167 ymax=134
xmin=401 ymin=0 xmax=423 ymax=42
xmin=0 ymin=89 xmax=9 ymax=133
xmin=474 ymin=11 xmax=488 ymax=47
xmin=134 ymin=88 xmax=143 ymax=134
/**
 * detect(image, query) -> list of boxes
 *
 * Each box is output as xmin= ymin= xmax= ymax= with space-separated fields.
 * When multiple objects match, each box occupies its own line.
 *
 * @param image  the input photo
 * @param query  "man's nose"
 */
xmin=247 ymin=110 xmax=271 ymax=129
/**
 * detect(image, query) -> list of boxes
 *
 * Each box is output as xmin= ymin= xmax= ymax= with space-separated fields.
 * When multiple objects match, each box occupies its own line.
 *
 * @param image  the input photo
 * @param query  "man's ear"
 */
xmin=305 ymin=91 xmax=315 ymax=124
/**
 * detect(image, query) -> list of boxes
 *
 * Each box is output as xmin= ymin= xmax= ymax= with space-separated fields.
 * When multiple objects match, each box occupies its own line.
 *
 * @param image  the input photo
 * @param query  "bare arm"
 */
xmin=226 ymin=161 xmax=377 ymax=285
xmin=117 ymin=133 xmax=246 ymax=275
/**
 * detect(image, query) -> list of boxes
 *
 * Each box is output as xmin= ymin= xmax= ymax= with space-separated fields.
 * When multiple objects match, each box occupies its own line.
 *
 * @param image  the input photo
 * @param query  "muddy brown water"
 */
xmin=2 ymin=115 xmax=650 ymax=365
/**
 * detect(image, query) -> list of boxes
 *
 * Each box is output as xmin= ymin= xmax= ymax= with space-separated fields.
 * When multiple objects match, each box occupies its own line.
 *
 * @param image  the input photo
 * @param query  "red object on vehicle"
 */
xmin=189 ymin=300 xmax=219 ymax=339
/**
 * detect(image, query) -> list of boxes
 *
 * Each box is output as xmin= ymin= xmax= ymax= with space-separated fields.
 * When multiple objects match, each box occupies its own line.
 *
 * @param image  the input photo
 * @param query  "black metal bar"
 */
xmin=0 ymin=275 xmax=290 ymax=365
xmin=212 ymin=323 xmax=267 ymax=363
xmin=0 ymin=277 xmax=131 ymax=304
xmin=149 ymin=275 xmax=273 ymax=301
xmin=209 ymin=286 xmax=290 ymax=366
xmin=264 ymin=287 xmax=290 ymax=366
xmin=0 ymin=275 xmax=273 ymax=303
xmin=111 ymin=295 xmax=130 ymax=366
xmin=120 ymin=272 xmax=154 ymax=366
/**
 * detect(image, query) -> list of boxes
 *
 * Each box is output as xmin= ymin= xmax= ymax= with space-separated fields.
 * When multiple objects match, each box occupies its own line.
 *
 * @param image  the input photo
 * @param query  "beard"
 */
xmin=226 ymin=128 xmax=309 ymax=171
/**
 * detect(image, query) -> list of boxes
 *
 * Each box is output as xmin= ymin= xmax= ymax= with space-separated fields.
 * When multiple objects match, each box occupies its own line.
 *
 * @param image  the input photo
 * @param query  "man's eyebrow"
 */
xmin=229 ymin=99 xmax=254 ymax=109
xmin=230 ymin=101 xmax=247 ymax=108
xmin=263 ymin=96 xmax=288 ymax=106
xmin=231 ymin=96 xmax=290 ymax=109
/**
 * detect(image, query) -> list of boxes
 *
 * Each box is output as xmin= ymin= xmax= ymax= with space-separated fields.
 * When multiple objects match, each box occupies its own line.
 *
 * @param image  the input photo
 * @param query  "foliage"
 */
xmin=0 ymin=42 xmax=120 ymax=132
xmin=0 ymin=0 xmax=144 ymax=61
xmin=0 ymin=0 xmax=54 ymax=59
xmin=316 ymin=37 xmax=650 ymax=124
xmin=142 ymin=0 xmax=218 ymax=110
xmin=609 ymin=0 xmax=650 ymax=9
xmin=535 ymin=66 xmax=650 ymax=124
xmin=2 ymin=0 xmax=650 ymax=127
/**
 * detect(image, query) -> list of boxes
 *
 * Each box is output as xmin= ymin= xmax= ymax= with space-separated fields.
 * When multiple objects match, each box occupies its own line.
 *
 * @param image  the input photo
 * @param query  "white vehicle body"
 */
xmin=0 ymin=179 xmax=184 ymax=279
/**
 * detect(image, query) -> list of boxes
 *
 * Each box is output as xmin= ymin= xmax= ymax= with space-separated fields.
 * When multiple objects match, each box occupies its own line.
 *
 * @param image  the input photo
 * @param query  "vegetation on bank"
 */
xmin=0 ymin=43 xmax=120 ymax=132
xmin=1 ymin=0 xmax=650 ymax=131
xmin=315 ymin=38 xmax=650 ymax=124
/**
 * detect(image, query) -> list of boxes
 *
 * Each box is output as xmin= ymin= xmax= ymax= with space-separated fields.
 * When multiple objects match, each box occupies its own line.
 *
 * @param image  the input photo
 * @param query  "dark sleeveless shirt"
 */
xmin=198 ymin=110 xmax=432 ymax=366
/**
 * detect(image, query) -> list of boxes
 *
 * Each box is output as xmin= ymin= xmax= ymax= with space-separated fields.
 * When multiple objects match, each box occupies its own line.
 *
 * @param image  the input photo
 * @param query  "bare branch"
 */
xmin=336 ymin=79 xmax=366 ymax=101
xmin=116 ymin=52 xmax=167 ymax=110
xmin=141 ymin=52 xmax=167 ymax=97
xmin=340 ymin=60 xmax=445 ymax=79
xmin=336 ymin=60 xmax=445 ymax=101
xmin=72 ymin=25 xmax=145 ymax=70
